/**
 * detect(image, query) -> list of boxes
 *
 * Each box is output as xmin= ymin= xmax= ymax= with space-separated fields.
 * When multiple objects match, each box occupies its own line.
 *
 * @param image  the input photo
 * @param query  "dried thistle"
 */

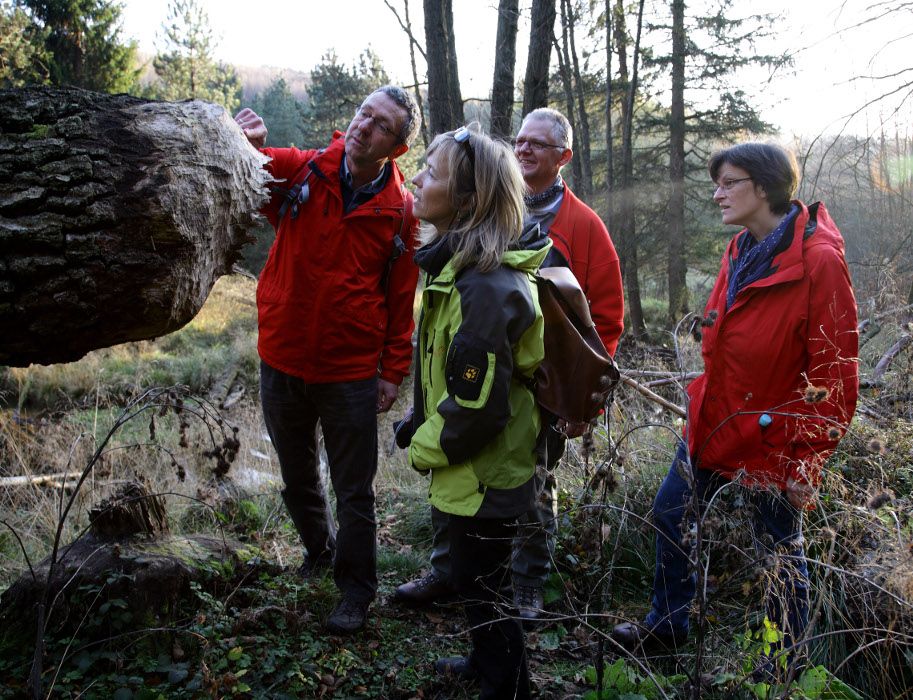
xmin=804 ymin=385 xmax=830 ymax=404
xmin=866 ymin=437 xmax=886 ymax=455
xmin=866 ymin=489 xmax=895 ymax=511
xmin=827 ymin=426 xmax=842 ymax=440
xmin=701 ymin=309 xmax=719 ymax=327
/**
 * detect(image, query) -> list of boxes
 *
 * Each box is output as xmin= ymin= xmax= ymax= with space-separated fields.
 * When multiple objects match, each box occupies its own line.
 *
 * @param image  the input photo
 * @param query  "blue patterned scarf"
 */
xmin=726 ymin=204 xmax=798 ymax=310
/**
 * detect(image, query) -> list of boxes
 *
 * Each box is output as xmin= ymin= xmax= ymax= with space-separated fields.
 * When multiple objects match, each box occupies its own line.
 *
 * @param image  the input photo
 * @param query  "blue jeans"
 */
xmin=646 ymin=444 xmax=809 ymax=646
xmin=260 ymin=362 xmax=379 ymax=603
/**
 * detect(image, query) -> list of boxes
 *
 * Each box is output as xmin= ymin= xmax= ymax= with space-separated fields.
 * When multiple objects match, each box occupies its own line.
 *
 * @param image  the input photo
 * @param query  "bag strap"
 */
xmin=381 ymin=188 xmax=412 ymax=291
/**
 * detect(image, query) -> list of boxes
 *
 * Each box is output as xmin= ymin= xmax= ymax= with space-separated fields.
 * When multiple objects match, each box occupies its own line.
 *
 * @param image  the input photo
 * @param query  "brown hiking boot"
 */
xmin=393 ymin=571 xmax=455 ymax=606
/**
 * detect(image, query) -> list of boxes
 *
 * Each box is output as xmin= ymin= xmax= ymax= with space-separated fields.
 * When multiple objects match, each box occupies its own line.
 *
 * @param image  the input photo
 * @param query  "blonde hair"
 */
xmin=418 ymin=124 xmax=526 ymax=273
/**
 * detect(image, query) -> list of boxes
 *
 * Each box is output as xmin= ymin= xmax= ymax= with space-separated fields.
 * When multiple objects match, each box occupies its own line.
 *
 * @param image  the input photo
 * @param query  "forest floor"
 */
xmin=0 ymin=275 xmax=911 ymax=699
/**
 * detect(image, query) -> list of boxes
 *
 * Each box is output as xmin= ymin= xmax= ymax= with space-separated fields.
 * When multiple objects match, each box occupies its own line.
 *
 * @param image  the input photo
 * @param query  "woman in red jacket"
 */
xmin=612 ymin=143 xmax=858 ymax=674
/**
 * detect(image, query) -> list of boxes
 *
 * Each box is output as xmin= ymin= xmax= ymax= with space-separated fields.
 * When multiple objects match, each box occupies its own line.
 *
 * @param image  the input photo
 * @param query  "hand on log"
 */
xmin=0 ymin=87 xmax=274 ymax=366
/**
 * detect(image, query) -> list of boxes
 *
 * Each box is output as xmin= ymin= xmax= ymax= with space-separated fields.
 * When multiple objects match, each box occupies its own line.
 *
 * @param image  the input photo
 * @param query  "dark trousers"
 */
xmin=646 ymin=444 xmax=809 ymax=648
xmin=260 ymin=362 xmax=378 ymax=603
xmin=430 ymin=426 xmax=564 ymax=587
xmin=512 ymin=424 xmax=566 ymax=586
xmin=450 ymin=514 xmax=531 ymax=700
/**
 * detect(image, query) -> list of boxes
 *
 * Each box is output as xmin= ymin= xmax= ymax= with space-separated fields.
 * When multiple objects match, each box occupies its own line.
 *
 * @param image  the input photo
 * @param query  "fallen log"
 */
xmin=0 ymin=87 xmax=272 ymax=366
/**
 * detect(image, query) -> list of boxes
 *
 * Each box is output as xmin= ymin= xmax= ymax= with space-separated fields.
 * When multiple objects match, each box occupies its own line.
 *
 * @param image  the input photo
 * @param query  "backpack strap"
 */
xmin=381 ymin=188 xmax=412 ymax=291
xmin=273 ymin=167 xmax=314 ymax=221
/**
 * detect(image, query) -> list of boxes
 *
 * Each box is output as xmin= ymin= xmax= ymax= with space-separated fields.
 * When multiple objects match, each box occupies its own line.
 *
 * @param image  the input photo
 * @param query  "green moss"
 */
xmin=27 ymin=124 xmax=49 ymax=139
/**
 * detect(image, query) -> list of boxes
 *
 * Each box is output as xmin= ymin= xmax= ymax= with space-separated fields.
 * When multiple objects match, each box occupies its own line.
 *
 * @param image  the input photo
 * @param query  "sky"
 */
xmin=118 ymin=0 xmax=913 ymax=140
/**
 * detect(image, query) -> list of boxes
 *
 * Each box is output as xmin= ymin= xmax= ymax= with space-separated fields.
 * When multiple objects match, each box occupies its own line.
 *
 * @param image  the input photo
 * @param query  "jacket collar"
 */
xmin=550 ymin=181 xmax=580 ymax=236
xmin=309 ymin=131 xmax=409 ymax=212
xmin=724 ymin=200 xmax=809 ymax=294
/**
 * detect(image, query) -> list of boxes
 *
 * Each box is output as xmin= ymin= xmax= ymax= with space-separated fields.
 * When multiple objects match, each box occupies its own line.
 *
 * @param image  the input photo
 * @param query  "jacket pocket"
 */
xmin=445 ymin=333 xmax=495 ymax=409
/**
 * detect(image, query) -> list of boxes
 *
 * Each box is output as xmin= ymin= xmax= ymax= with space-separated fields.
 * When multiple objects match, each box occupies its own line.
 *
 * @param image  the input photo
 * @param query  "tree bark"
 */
xmin=0 ymin=87 xmax=271 ymax=367
xmin=667 ymin=0 xmax=688 ymax=327
xmin=423 ymin=0 xmax=463 ymax=135
xmin=490 ymin=0 xmax=520 ymax=139
xmin=522 ymin=0 xmax=557 ymax=115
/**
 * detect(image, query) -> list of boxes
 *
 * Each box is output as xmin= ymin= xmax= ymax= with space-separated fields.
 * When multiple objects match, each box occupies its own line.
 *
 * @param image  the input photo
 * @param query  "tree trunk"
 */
xmin=555 ymin=7 xmax=582 ymax=191
xmin=490 ymin=0 xmax=520 ymax=139
xmin=0 ymin=87 xmax=271 ymax=367
xmin=604 ymin=0 xmax=614 ymax=231
xmin=615 ymin=0 xmax=646 ymax=339
xmin=667 ymin=0 xmax=688 ymax=327
xmin=565 ymin=0 xmax=592 ymax=198
xmin=423 ymin=0 xmax=463 ymax=135
xmin=522 ymin=0 xmax=557 ymax=115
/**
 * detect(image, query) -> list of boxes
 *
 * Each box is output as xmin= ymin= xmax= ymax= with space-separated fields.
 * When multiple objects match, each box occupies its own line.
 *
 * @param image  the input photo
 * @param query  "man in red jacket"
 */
xmin=235 ymin=86 xmax=420 ymax=634
xmin=394 ymin=108 xmax=624 ymax=621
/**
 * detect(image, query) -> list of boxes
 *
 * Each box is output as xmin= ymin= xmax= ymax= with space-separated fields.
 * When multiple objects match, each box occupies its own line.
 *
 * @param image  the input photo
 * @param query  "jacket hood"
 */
xmin=502 ymin=234 xmax=551 ymax=274
xmin=415 ymin=224 xmax=552 ymax=279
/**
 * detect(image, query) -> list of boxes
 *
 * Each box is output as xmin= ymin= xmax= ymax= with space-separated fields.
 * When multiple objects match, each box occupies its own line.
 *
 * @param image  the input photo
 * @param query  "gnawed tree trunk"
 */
xmin=0 ymin=87 xmax=272 ymax=367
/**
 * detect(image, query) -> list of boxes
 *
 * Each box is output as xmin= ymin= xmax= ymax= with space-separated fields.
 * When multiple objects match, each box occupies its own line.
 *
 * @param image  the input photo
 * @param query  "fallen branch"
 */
xmin=871 ymin=333 xmax=913 ymax=382
xmin=0 ymin=472 xmax=81 ymax=488
xmin=620 ymin=376 xmax=687 ymax=418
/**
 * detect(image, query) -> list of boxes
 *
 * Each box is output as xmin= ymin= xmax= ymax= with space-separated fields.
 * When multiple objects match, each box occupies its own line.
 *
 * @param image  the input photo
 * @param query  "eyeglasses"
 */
xmin=714 ymin=177 xmax=752 ymax=192
xmin=512 ymin=137 xmax=565 ymax=152
xmin=354 ymin=106 xmax=396 ymax=139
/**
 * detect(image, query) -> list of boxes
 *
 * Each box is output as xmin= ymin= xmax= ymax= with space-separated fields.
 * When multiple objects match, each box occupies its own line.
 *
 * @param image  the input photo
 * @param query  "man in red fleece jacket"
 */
xmin=235 ymin=86 xmax=420 ymax=634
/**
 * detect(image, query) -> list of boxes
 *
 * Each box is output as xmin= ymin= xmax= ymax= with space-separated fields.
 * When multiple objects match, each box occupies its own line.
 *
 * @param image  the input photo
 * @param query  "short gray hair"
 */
xmin=523 ymin=107 xmax=572 ymax=149
xmin=367 ymin=85 xmax=421 ymax=146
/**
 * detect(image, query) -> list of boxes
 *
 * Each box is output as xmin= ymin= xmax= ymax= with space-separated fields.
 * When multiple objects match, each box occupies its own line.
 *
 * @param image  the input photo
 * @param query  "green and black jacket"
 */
xmin=408 ymin=227 xmax=550 ymax=517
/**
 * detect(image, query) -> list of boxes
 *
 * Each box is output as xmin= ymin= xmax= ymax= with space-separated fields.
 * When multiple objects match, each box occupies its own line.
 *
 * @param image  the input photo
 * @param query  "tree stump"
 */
xmin=89 ymin=480 xmax=170 ymax=538
xmin=0 ymin=87 xmax=273 ymax=366
xmin=0 ymin=482 xmax=265 ymax=642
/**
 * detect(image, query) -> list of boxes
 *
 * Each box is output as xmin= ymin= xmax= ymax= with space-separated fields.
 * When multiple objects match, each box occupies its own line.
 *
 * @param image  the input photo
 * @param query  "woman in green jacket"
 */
xmin=404 ymin=124 xmax=550 ymax=699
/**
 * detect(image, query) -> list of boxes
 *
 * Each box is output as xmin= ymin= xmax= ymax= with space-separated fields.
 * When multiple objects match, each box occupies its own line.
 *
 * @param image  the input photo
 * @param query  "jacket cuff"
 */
xmin=378 ymin=368 xmax=405 ymax=385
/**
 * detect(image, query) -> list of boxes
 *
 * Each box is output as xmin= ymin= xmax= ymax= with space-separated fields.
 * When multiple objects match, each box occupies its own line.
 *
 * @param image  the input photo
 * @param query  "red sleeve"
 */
xmin=786 ymin=244 xmax=859 ymax=486
xmin=581 ymin=218 xmax=624 ymax=357
xmin=259 ymin=147 xmax=315 ymax=230
xmin=378 ymin=196 xmax=420 ymax=384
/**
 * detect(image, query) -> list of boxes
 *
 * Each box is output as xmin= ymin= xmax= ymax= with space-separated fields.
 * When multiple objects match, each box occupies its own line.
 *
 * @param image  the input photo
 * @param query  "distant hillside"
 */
xmin=236 ymin=64 xmax=310 ymax=103
xmin=135 ymin=52 xmax=311 ymax=104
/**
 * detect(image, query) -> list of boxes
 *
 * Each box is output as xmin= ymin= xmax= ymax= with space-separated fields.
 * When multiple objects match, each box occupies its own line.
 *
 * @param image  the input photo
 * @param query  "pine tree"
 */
xmin=18 ymin=0 xmax=138 ymax=92
xmin=0 ymin=1 xmax=50 ymax=86
xmin=147 ymin=0 xmax=240 ymax=113
xmin=249 ymin=77 xmax=306 ymax=148
xmin=302 ymin=49 xmax=390 ymax=144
